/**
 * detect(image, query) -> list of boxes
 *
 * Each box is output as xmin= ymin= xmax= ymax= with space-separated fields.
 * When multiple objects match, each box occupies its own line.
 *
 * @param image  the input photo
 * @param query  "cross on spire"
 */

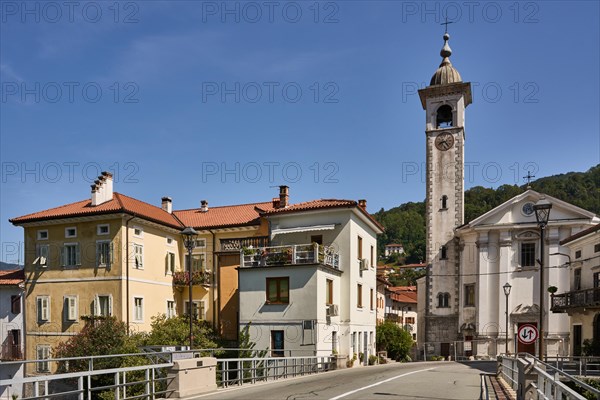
xmin=524 ymin=171 xmax=536 ymax=188
xmin=441 ymin=16 xmax=454 ymax=34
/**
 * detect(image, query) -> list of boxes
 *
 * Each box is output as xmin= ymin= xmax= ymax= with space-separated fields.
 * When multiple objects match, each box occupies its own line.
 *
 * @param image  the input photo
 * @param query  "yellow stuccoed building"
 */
xmin=10 ymin=172 xmax=274 ymax=373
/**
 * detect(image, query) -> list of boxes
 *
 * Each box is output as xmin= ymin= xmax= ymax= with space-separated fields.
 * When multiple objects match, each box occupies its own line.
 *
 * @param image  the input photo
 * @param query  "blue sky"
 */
xmin=1 ymin=1 xmax=599 ymax=263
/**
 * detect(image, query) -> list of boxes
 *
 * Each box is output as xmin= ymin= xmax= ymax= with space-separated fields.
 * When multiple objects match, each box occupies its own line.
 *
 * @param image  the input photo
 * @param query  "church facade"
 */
xmin=416 ymin=34 xmax=599 ymax=359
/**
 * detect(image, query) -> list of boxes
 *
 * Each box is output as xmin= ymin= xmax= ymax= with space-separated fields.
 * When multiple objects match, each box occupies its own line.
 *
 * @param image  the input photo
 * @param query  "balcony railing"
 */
xmin=172 ymin=270 xmax=212 ymax=287
xmin=385 ymin=313 xmax=400 ymax=322
xmin=241 ymin=243 xmax=340 ymax=270
xmin=1 ymin=344 xmax=23 ymax=360
xmin=220 ymin=237 xmax=269 ymax=252
xmin=551 ymin=287 xmax=600 ymax=312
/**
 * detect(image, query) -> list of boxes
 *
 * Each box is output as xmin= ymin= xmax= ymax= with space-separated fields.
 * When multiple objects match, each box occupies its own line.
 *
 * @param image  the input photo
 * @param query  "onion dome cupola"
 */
xmin=430 ymin=33 xmax=463 ymax=86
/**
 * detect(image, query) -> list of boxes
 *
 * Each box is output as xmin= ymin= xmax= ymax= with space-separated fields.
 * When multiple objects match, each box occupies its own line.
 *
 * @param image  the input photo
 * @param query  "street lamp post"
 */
xmin=181 ymin=227 xmax=198 ymax=349
xmin=533 ymin=197 xmax=552 ymax=360
xmin=503 ymin=282 xmax=512 ymax=355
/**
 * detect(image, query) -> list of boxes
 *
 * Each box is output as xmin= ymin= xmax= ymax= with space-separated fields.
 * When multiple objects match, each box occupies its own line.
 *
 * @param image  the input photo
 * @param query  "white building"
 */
xmin=415 ymin=33 xmax=599 ymax=359
xmin=551 ymin=224 xmax=600 ymax=356
xmin=238 ymin=195 xmax=383 ymax=363
xmin=455 ymin=191 xmax=598 ymax=358
xmin=0 ymin=269 xmax=25 ymax=400
xmin=384 ymin=244 xmax=404 ymax=257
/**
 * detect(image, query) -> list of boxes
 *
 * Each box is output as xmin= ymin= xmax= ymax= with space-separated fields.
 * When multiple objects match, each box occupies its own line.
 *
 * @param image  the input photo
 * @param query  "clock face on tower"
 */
xmin=435 ymin=132 xmax=454 ymax=151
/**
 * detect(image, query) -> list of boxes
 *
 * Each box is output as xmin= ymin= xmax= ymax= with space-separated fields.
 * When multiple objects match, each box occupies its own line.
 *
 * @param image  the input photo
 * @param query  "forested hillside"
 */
xmin=374 ymin=165 xmax=600 ymax=264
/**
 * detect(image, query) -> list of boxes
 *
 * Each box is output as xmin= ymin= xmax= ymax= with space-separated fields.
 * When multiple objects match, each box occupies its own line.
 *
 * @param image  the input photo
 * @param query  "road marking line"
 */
xmin=328 ymin=367 xmax=436 ymax=400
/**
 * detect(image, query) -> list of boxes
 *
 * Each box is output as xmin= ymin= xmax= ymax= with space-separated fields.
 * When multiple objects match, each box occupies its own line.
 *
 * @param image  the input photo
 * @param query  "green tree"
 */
xmin=376 ymin=321 xmax=413 ymax=361
xmin=53 ymin=317 xmax=146 ymax=399
xmin=388 ymin=268 xmax=426 ymax=286
xmin=141 ymin=314 xmax=220 ymax=350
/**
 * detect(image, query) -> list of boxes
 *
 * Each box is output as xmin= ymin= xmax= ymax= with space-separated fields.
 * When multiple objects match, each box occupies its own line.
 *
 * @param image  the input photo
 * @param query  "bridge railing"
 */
xmin=0 ymin=352 xmax=174 ymax=400
xmin=217 ymin=356 xmax=334 ymax=388
xmin=499 ymin=353 xmax=600 ymax=400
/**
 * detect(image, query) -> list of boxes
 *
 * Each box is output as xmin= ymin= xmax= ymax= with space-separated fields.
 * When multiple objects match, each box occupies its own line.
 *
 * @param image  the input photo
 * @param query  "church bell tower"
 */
xmin=418 ymin=33 xmax=472 ymax=350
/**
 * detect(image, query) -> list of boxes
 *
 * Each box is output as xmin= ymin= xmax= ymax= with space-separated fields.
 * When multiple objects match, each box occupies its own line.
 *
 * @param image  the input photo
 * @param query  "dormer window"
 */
xmin=436 ymin=104 xmax=453 ymax=128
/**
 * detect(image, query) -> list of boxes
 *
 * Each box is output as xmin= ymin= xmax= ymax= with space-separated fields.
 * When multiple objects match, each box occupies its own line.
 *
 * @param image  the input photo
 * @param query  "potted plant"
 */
xmin=548 ymin=286 xmax=558 ymax=294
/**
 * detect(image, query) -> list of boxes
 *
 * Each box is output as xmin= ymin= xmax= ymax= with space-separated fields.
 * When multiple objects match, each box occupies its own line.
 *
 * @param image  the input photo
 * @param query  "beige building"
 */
xmin=551 ymin=224 xmax=600 ymax=355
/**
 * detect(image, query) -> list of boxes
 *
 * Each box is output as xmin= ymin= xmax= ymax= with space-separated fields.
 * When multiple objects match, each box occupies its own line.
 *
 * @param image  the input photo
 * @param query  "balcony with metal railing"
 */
xmin=240 ymin=243 xmax=340 ymax=270
xmin=220 ymin=237 xmax=269 ymax=252
xmin=551 ymin=287 xmax=600 ymax=312
xmin=172 ymin=270 xmax=212 ymax=288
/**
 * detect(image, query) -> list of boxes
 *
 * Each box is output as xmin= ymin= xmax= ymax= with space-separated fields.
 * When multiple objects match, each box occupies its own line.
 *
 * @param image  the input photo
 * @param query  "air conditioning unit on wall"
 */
xmin=360 ymin=258 xmax=369 ymax=271
xmin=327 ymin=304 xmax=339 ymax=316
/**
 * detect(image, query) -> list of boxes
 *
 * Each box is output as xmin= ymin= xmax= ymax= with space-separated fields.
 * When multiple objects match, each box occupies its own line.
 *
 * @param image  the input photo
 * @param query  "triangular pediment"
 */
xmin=459 ymin=189 xmax=598 ymax=230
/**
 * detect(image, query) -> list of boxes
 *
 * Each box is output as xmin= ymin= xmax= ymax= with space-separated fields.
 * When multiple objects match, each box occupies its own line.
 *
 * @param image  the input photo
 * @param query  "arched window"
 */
xmin=436 ymin=105 xmax=453 ymax=128
xmin=437 ymin=293 xmax=450 ymax=308
xmin=441 ymin=195 xmax=448 ymax=209
xmin=441 ymin=246 xmax=447 ymax=260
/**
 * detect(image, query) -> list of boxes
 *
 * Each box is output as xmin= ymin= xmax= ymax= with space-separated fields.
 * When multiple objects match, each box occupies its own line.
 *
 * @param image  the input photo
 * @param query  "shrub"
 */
xmin=368 ymin=355 xmax=378 ymax=365
xmin=376 ymin=321 xmax=413 ymax=361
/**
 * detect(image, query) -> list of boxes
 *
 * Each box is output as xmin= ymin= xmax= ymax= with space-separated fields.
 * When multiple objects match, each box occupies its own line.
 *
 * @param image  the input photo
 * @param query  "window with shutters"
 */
xmin=96 ymin=241 xmax=112 ymax=268
xmin=62 ymin=243 xmax=80 ymax=268
xmin=95 ymin=295 xmax=112 ymax=317
xmin=37 ymin=345 xmax=51 ymax=372
xmin=185 ymin=253 xmax=205 ymax=272
xmin=370 ymin=288 xmax=374 ymax=310
xmin=134 ymin=244 xmax=143 ymax=269
xmin=184 ymin=301 xmax=204 ymax=320
xmin=64 ymin=296 xmax=78 ymax=321
xmin=37 ymin=296 xmax=50 ymax=322
xmin=166 ymin=301 xmax=176 ymax=318
xmin=166 ymin=252 xmax=176 ymax=275
xmin=35 ymin=244 xmax=49 ymax=267
xmin=133 ymin=297 xmax=144 ymax=322
xmin=574 ymin=269 xmax=582 ymax=291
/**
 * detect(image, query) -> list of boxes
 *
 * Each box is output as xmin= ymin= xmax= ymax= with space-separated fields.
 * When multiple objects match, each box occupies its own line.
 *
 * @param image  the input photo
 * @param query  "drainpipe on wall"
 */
xmin=125 ymin=215 xmax=136 ymax=329
xmin=209 ymin=229 xmax=216 ymax=330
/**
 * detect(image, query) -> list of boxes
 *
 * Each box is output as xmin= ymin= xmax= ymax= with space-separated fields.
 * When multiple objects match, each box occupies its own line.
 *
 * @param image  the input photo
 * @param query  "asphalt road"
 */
xmin=187 ymin=361 xmax=497 ymax=400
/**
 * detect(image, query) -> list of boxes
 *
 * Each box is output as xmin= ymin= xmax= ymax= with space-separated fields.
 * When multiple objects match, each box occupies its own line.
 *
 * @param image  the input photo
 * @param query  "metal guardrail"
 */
xmin=500 ymin=353 xmax=600 ymax=400
xmin=217 ymin=356 xmax=334 ymax=388
xmin=0 ymin=352 xmax=173 ymax=400
xmin=545 ymin=356 xmax=600 ymax=377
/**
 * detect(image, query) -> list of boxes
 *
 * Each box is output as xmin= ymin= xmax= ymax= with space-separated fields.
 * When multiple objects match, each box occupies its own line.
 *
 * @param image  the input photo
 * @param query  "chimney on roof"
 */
xmin=200 ymin=200 xmax=209 ymax=212
xmin=358 ymin=199 xmax=367 ymax=209
xmin=272 ymin=198 xmax=281 ymax=209
xmin=279 ymin=186 xmax=289 ymax=209
xmin=91 ymin=171 xmax=113 ymax=206
xmin=161 ymin=197 xmax=172 ymax=214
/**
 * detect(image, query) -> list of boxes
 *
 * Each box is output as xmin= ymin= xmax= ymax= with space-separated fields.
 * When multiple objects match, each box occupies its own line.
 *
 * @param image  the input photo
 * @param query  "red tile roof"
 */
xmin=174 ymin=202 xmax=275 ymax=229
xmin=389 ymin=286 xmax=417 ymax=292
xmin=398 ymin=263 xmax=426 ymax=268
xmin=390 ymin=292 xmax=417 ymax=303
xmin=10 ymin=193 xmax=183 ymax=229
xmin=11 ymin=194 xmax=383 ymax=233
xmin=261 ymin=199 xmax=384 ymax=231
xmin=385 ymin=243 xmax=403 ymax=247
xmin=0 ymin=269 xmax=24 ymax=286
